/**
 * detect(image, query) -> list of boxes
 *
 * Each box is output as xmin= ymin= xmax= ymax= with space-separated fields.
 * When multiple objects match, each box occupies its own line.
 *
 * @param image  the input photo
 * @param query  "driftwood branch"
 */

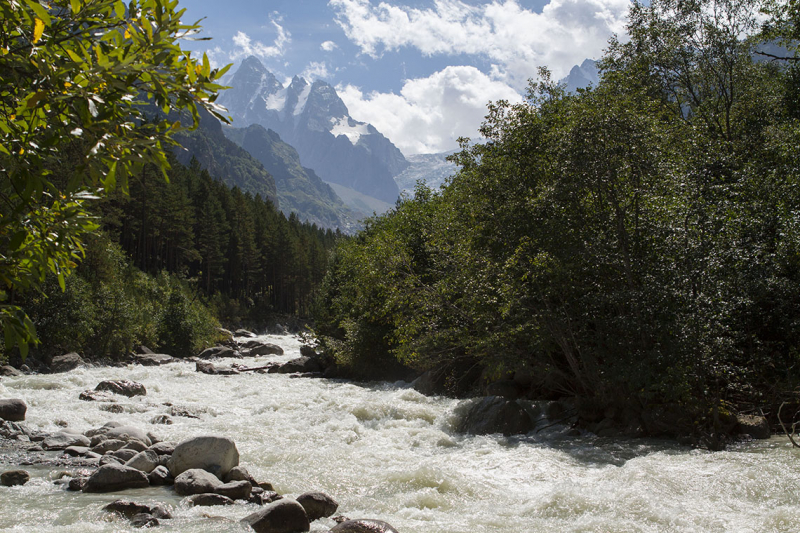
xmin=778 ymin=402 xmax=800 ymax=448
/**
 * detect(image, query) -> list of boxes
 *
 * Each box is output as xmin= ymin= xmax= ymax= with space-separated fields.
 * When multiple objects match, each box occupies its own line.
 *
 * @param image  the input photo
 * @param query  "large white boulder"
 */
xmin=167 ymin=435 xmax=239 ymax=478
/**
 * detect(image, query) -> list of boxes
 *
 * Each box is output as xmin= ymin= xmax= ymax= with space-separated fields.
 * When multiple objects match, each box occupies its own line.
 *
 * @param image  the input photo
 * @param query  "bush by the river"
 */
xmin=14 ymin=234 xmax=223 ymax=362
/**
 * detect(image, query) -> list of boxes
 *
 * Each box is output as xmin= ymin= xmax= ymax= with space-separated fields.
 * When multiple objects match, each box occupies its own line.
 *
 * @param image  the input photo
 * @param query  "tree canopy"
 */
xmin=0 ymin=0 xmax=230 ymax=356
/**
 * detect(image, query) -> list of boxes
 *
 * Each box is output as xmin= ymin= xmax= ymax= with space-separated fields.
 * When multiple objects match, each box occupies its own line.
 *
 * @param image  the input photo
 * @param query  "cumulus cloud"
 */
xmin=302 ymin=61 xmax=333 ymax=80
xmin=338 ymin=66 xmax=522 ymax=155
xmin=230 ymin=17 xmax=291 ymax=60
xmin=329 ymin=0 xmax=628 ymax=85
xmin=320 ymin=40 xmax=339 ymax=51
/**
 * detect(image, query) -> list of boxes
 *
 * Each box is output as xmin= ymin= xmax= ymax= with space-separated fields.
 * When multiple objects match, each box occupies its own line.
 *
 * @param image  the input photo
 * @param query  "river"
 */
xmin=0 ymin=334 xmax=798 ymax=532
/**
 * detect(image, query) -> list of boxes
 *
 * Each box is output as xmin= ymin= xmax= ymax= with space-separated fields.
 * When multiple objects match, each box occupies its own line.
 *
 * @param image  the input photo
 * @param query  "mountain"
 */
xmin=172 ymin=107 xmax=278 ymax=206
xmin=217 ymin=56 xmax=407 ymax=204
xmin=394 ymin=151 xmax=458 ymax=195
xmin=223 ymin=123 xmax=359 ymax=232
xmin=561 ymin=59 xmax=600 ymax=93
xmin=326 ymin=182 xmax=395 ymax=218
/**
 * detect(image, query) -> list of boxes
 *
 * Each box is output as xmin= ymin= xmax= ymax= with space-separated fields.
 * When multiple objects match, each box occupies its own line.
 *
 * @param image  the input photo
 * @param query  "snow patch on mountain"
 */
xmin=330 ymin=117 xmax=369 ymax=144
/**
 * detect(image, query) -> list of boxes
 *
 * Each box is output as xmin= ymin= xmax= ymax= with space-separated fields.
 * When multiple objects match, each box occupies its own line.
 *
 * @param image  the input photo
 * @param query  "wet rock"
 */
xmin=150 ymin=414 xmax=174 ymax=425
xmin=89 ymin=434 xmax=108 ymax=447
xmin=130 ymin=353 xmax=174 ymax=366
xmin=330 ymin=520 xmax=399 ymax=532
xmin=1 ymin=470 xmax=30 ymax=486
xmin=64 ymin=445 xmax=89 ymax=457
xmin=148 ymin=465 xmax=173 ymax=486
xmin=130 ymin=513 xmax=159 ymax=528
xmin=197 ymin=346 xmax=236 ymax=359
xmin=43 ymin=430 xmax=91 ymax=450
xmin=50 ymin=352 xmax=84 ymax=373
xmin=456 ymin=396 xmax=534 ymax=436
xmin=0 ymin=365 xmax=22 ymax=377
xmin=111 ymin=449 xmax=138 ymax=462
xmin=195 ymin=360 xmax=239 ymax=375
xmin=174 ymin=468 xmax=223 ymax=496
xmin=100 ymin=404 xmax=125 ymax=414
xmin=103 ymin=500 xmax=172 ymax=520
xmin=99 ymin=455 xmax=125 ymax=467
xmin=168 ymin=406 xmax=200 ymax=419
xmin=299 ymin=345 xmax=317 ymax=357
xmin=104 ymin=425 xmax=152 ymax=445
xmin=244 ymin=343 xmax=285 ymax=357
xmin=224 ymin=465 xmax=258 ymax=485
xmin=168 ymin=435 xmax=239 ymax=478
xmin=79 ymin=390 xmax=117 ymax=402
xmin=122 ymin=440 xmax=149 ymax=452
xmin=241 ymin=499 xmax=310 ymax=533
xmin=95 ymin=380 xmax=147 ymax=397
xmin=215 ymin=480 xmax=252 ymax=500
xmin=0 ymin=399 xmax=26 ymax=422
xmin=91 ymin=439 xmax=126 ymax=454
xmin=276 ymin=357 xmax=321 ymax=374
xmin=68 ymin=477 xmax=88 ymax=491
xmin=296 ymin=491 xmax=338 ymax=521
xmin=148 ymin=442 xmax=175 ymax=455
xmin=82 ymin=463 xmax=150 ymax=493
xmin=125 ymin=450 xmax=159 ymax=473
xmin=235 ymin=329 xmax=257 ymax=338
xmin=187 ymin=493 xmax=235 ymax=506
xmin=736 ymin=414 xmax=771 ymax=439
xmin=137 ymin=345 xmax=155 ymax=355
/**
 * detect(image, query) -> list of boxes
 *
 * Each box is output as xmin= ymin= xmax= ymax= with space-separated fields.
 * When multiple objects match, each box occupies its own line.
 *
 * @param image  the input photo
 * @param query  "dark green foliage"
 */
xmin=314 ymin=0 xmax=800 ymax=441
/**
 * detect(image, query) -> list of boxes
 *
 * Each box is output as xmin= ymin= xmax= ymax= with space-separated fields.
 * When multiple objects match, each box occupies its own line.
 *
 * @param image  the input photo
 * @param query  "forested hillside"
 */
xmin=313 ymin=0 xmax=800 ymax=446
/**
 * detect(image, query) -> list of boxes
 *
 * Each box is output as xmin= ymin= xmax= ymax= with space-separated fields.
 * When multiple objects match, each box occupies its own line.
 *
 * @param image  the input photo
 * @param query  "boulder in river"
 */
xmin=736 ymin=414 xmax=771 ymax=439
xmin=168 ymin=435 xmax=239 ymax=478
xmin=296 ymin=491 xmax=338 ymax=521
xmin=276 ymin=357 xmax=321 ymax=374
xmin=241 ymin=498 xmax=310 ymax=533
xmin=125 ymin=450 xmax=159 ymax=473
xmin=1 ymin=470 xmax=30 ymax=486
xmin=104 ymin=425 xmax=152 ymax=445
xmin=148 ymin=465 xmax=173 ymax=485
xmin=215 ymin=480 xmax=252 ymax=500
xmin=174 ymin=468 xmax=223 ymax=496
xmin=243 ymin=343 xmax=285 ymax=357
xmin=95 ymin=380 xmax=147 ymax=397
xmin=0 ymin=365 xmax=22 ymax=377
xmin=43 ymin=430 xmax=90 ymax=450
xmin=235 ymin=329 xmax=257 ymax=338
xmin=330 ymin=519 xmax=400 ymax=532
xmin=456 ymin=396 xmax=535 ymax=436
xmin=0 ymin=399 xmax=26 ymax=422
xmin=78 ymin=390 xmax=117 ymax=402
xmin=49 ymin=352 xmax=84 ymax=373
xmin=103 ymin=500 xmax=171 ymax=520
xmin=82 ymin=464 xmax=150 ymax=493
xmin=197 ymin=346 xmax=237 ymax=359
xmin=130 ymin=353 xmax=174 ymax=366
xmin=187 ymin=493 xmax=235 ymax=506
xmin=224 ymin=465 xmax=258 ymax=485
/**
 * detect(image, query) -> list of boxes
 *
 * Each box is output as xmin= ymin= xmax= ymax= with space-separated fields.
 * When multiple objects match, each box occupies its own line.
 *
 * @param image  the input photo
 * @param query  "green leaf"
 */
xmin=24 ymin=0 xmax=51 ymax=25
xmin=69 ymin=0 xmax=81 ymax=14
xmin=8 ymin=231 xmax=27 ymax=251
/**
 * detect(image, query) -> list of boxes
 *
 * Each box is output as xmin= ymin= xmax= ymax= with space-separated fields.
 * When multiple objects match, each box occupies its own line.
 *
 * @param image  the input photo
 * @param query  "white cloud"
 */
xmin=329 ymin=0 xmax=629 ymax=86
xmin=302 ymin=61 xmax=333 ymax=80
xmin=338 ymin=66 xmax=523 ymax=155
xmin=320 ymin=40 xmax=339 ymax=51
xmin=230 ymin=18 xmax=291 ymax=61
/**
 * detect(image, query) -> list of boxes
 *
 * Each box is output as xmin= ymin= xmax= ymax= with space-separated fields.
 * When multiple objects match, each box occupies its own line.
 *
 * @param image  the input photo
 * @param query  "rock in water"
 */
xmin=216 ymin=480 xmax=252 ymax=500
xmin=130 ymin=353 xmax=174 ymax=366
xmin=296 ymin=491 xmax=338 ymax=521
xmin=168 ymin=435 xmax=239 ymax=478
xmin=0 ymin=399 xmax=26 ymax=422
xmin=82 ymin=464 xmax=150 ymax=493
xmin=186 ymin=493 xmax=234 ymax=506
xmin=330 ymin=520 xmax=400 ymax=532
xmin=241 ymin=499 xmax=310 ymax=533
xmin=456 ymin=396 xmax=534 ymax=436
xmin=95 ymin=380 xmax=147 ymax=397
xmin=49 ymin=352 xmax=84 ymax=373
xmin=125 ymin=450 xmax=159 ymax=473
xmin=174 ymin=468 xmax=223 ymax=496
xmin=1 ymin=470 xmax=30 ymax=486
xmin=102 ymin=500 xmax=171 ymax=519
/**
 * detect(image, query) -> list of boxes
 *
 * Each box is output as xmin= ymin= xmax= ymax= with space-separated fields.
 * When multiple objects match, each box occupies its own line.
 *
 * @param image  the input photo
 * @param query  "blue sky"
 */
xmin=180 ymin=0 xmax=631 ymax=154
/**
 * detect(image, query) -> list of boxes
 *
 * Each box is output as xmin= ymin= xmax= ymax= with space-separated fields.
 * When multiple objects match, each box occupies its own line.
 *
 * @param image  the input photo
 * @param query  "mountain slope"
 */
xmin=394 ymin=151 xmax=458 ymax=195
xmin=217 ymin=56 xmax=407 ymax=204
xmin=172 ymin=107 xmax=278 ymax=207
xmin=223 ymin=123 xmax=358 ymax=231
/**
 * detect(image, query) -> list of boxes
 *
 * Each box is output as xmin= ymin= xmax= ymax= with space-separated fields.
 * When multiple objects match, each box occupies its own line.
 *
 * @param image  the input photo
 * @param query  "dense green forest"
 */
xmin=17 ymin=154 xmax=339 ymax=362
xmin=314 ymin=0 xmax=800 ymax=445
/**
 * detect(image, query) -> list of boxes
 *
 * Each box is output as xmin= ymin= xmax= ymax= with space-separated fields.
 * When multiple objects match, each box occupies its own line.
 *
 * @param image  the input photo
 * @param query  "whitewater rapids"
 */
xmin=0 ymin=334 xmax=799 ymax=532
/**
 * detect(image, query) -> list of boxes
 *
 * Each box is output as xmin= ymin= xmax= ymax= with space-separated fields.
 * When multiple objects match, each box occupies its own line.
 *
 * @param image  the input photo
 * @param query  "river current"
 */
xmin=0 ymin=334 xmax=799 ymax=532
